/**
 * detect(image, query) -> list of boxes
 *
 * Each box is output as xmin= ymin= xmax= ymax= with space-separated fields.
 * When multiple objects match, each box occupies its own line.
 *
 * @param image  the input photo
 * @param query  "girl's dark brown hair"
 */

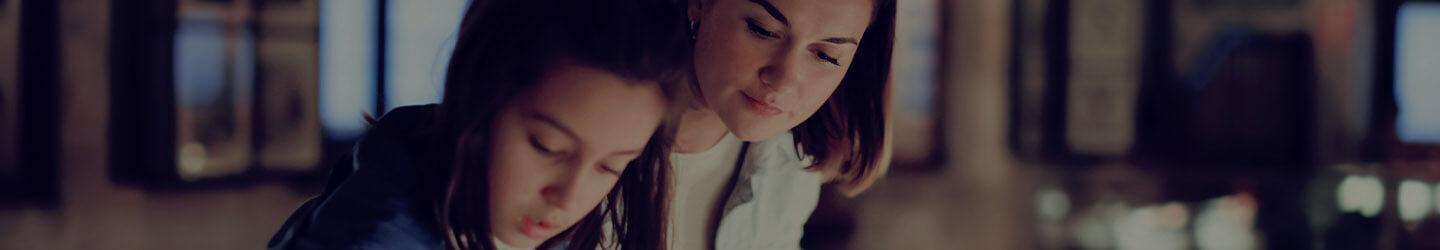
xmin=791 ymin=0 xmax=896 ymax=195
xmin=417 ymin=0 xmax=690 ymax=249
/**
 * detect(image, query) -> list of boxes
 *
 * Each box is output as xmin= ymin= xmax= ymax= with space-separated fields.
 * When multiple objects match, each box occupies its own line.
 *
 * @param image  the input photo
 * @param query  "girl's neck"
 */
xmin=674 ymin=108 xmax=731 ymax=154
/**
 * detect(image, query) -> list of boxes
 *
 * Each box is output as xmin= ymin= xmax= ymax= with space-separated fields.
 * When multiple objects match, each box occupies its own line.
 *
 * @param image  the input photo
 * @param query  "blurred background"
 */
xmin=1 ymin=0 xmax=1438 ymax=249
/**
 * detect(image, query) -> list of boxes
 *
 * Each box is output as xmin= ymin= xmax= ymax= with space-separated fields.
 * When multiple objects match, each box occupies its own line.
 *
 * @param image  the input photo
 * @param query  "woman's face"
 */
xmin=486 ymin=63 xmax=668 ymax=248
xmin=691 ymin=0 xmax=873 ymax=141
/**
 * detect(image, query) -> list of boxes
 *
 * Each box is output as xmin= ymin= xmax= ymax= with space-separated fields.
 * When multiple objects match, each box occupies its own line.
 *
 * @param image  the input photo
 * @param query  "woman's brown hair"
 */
xmin=416 ymin=0 xmax=691 ymax=249
xmin=790 ymin=0 xmax=896 ymax=196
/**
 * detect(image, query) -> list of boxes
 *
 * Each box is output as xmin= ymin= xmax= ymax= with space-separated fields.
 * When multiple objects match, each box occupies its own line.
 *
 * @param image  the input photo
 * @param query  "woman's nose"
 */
xmin=758 ymin=49 xmax=804 ymax=93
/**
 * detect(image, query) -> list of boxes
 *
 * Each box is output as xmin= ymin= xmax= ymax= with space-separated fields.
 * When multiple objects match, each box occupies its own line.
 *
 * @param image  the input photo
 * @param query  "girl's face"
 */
xmin=486 ymin=63 xmax=668 ymax=248
xmin=691 ymin=0 xmax=873 ymax=141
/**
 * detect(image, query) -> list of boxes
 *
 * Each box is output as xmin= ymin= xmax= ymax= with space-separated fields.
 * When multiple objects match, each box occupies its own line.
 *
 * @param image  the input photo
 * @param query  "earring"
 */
xmin=689 ymin=20 xmax=699 ymax=40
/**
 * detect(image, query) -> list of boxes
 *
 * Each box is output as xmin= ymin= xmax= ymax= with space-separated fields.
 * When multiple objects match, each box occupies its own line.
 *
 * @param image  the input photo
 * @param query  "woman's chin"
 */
xmin=728 ymin=122 xmax=788 ymax=142
xmin=731 ymin=106 xmax=803 ymax=139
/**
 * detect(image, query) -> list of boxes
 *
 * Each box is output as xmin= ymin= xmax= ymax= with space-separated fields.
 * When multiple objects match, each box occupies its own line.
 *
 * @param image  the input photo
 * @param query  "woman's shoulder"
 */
xmin=719 ymin=132 xmax=823 ymax=249
xmin=745 ymin=132 xmax=817 ymax=174
xmin=742 ymin=132 xmax=824 ymax=193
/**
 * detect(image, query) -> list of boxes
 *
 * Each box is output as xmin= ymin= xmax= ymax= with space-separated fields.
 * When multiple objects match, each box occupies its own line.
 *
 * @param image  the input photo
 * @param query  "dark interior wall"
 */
xmin=0 ymin=0 xmax=21 ymax=188
xmin=9 ymin=0 xmax=61 ymax=204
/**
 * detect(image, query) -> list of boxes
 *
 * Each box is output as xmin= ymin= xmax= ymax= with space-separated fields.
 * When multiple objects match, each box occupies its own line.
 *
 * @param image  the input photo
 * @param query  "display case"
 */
xmin=109 ymin=0 xmax=324 ymax=186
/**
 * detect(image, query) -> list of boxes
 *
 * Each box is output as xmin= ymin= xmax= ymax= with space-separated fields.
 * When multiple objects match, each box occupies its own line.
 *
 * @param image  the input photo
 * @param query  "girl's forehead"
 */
xmin=521 ymin=64 xmax=667 ymax=150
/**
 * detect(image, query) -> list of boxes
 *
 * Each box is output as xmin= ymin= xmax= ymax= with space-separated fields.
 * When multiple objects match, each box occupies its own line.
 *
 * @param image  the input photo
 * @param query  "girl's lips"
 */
xmin=741 ymin=92 xmax=782 ymax=117
xmin=519 ymin=216 xmax=558 ymax=241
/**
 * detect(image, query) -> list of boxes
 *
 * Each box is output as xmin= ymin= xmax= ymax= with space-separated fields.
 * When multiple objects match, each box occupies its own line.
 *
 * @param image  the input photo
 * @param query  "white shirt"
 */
xmin=670 ymin=132 xmax=823 ymax=250
xmin=669 ymin=133 xmax=743 ymax=250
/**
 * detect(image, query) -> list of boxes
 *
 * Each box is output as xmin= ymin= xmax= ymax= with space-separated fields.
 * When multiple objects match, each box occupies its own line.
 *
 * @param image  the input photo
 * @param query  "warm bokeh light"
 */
xmin=1397 ymin=180 xmax=1433 ymax=222
xmin=1338 ymin=175 xmax=1386 ymax=218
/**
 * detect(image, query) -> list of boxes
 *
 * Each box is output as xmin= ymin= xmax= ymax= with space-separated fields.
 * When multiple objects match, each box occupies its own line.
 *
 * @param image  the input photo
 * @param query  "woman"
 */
xmin=267 ymin=0 xmax=691 ymax=248
xmin=665 ymin=0 xmax=896 ymax=248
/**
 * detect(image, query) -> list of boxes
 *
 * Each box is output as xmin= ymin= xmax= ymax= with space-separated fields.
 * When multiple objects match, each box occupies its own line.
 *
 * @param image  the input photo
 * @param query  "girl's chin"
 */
xmin=494 ymin=233 xmax=539 ymax=249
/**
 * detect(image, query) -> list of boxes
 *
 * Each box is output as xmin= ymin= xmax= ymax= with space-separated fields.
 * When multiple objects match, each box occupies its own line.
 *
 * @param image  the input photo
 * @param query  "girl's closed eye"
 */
xmin=529 ymin=135 xmax=562 ymax=156
xmin=745 ymin=18 xmax=779 ymax=39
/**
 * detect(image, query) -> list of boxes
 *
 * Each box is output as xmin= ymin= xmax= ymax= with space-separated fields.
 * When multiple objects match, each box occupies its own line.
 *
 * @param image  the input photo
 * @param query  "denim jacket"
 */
xmin=268 ymin=105 xmax=446 ymax=250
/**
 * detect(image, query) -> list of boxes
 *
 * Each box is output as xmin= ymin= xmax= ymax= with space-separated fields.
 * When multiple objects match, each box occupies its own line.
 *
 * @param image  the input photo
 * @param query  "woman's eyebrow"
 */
xmin=749 ymin=0 xmax=789 ymax=26
xmin=748 ymin=0 xmax=857 ymax=46
xmin=824 ymin=37 xmax=858 ymax=45
xmin=609 ymin=149 xmax=644 ymax=158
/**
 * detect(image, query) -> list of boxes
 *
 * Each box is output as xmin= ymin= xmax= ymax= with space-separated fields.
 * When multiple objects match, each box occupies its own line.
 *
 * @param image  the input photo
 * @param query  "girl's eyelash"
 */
xmin=529 ymin=136 xmax=556 ymax=155
xmin=817 ymin=51 xmax=840 ymax=65
xmin=746 ymin=19 xmax=777 ymax=39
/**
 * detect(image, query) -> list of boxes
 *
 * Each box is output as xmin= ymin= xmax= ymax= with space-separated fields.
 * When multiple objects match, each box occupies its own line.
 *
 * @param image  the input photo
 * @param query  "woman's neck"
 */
xmin=674 ymin=108 xmax=732 ymax=154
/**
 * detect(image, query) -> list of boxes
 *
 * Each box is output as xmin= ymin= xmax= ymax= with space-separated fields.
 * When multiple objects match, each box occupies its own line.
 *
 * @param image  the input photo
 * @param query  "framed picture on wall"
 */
xmin=1007 ymin=0 xmax=1145 ymax=162
xmin=256 ymin=0 xmax=321 ymax=172
xmin=1389 ymin=0 xmax=1440 ymax=156
xmin=171 ymin=0 xmax=257 ymax=181
xmin=1372 ymin=0 xmax=1440 ymax=163
xmin=110 ymin=0 xmax=332 ymax=186
xmin=109 ymin=0 xmax=259 ymax=185
xmin=1064 ymin=0 xmax=1143 ymax=158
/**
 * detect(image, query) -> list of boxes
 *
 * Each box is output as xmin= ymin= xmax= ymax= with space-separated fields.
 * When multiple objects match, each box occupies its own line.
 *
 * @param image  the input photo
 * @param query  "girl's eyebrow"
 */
xmin=528 ymin=112 xmax=579 ymax=141
xmin=529 ymin=112 xmax=647 ymax=157
xmin=749 ymin=0 xmax=789 ymax=26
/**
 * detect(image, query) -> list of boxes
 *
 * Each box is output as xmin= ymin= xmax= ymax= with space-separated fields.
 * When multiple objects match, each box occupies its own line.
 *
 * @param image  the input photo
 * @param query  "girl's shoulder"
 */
xmin=268 ymin=105 xmax=445 ymax=250
xmin=269 ymin=157 xmax=445 ymax=249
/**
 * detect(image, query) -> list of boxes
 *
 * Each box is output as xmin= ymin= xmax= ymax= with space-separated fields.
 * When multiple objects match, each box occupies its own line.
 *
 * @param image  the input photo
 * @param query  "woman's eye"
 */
xmin=817 ymin=51 xmax=840 ymax=66
xmin=598 ymin=165 xmax=621 ymax=176
xmin=746 ymin=19 xmax=778 ymax=39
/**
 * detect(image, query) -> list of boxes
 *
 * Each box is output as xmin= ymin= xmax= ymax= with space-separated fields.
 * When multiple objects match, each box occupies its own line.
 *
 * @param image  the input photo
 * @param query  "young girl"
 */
xmin=665 ymin=0 xmax=896 ymax=248
xmin=267 ymin=0 xmax=691 ymax=249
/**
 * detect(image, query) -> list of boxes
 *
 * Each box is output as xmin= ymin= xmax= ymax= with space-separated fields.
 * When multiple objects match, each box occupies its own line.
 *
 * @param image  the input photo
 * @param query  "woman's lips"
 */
xmin=741 ymin=92 xmax=782 ymax=117
xmin=519 ymin=216 xmax=558 ymax=241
